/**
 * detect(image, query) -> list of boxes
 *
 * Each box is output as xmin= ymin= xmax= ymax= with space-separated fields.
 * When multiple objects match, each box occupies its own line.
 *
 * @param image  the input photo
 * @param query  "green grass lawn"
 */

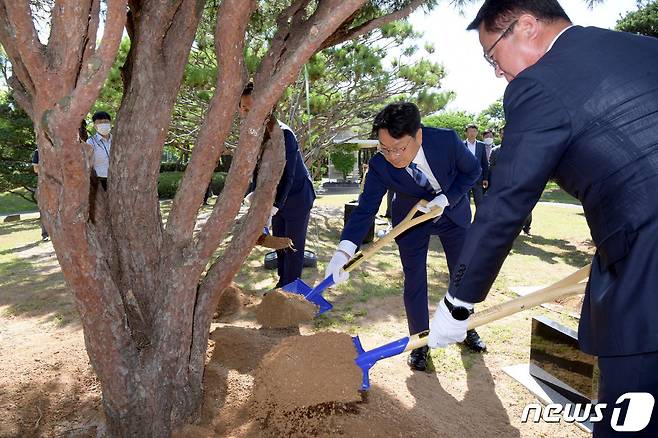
xmin=541 ymin=181 xmax=579 ymax=204
xmin=0 ymin=179 xmax=578 ymax=217
xmin=2 ymin=194 xmax=591 ymax=333
xmin=0 ymin=189 xmax=38 ymax=215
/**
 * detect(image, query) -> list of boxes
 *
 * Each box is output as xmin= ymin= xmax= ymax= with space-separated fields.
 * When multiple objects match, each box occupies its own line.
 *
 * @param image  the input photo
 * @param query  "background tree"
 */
xmin=476 ymin=98 xmax=504 ymax=132
xmin=0 ymin=90 xmax=37 ymax=200
xmin=0 ymin=0 xmax=438 ymax=435
xmin=423 ymin=98 xmax=505 ymax=143
xmin=422 ymin=109 xmax=476 ymax=135
xmin=329 ymin=142 xmax=360 ymax=181
xmin=281 ymin=21 xmax=453 ymax=170
xmin=616 ymin=0 xmax=658 ymax=38
xmin=153 ymin=3 xmax=452 ymax=171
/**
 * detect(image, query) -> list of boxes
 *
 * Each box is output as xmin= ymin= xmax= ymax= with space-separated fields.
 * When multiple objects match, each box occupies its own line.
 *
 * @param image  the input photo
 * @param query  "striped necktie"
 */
xmin=407 ymin=162 xmax=438 ymax=195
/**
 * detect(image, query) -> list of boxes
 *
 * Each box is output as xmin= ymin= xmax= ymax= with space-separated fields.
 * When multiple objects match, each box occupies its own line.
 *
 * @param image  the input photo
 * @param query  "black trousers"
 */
xmin=395 ymin=215 xmax=467 ymax=335
xmin=470 ymin=184 xmax=484 ymax=206
xmin=272 ymin=208 xmax=312 ymax=287
xmin=594 ymin=350 xmax=658 ymax=437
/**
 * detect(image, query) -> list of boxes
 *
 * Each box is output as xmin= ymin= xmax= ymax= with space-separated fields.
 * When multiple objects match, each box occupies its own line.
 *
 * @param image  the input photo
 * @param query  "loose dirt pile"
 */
xmin=255 ymin=289 xmax=317 ymax=328
xmin=214 ymin=283 xmax=249 ymax=321
xmin=250 ymin=331 xmax=364 ymax=436
xmin=252 ymin=331 xmax=362 ymax=410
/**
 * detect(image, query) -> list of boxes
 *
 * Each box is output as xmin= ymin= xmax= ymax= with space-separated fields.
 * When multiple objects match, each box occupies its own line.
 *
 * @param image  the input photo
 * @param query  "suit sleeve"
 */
xmin=340 ymin=159 xmax=387 ymax=246
xmin=443 ymin=131 xmax=481 ymax=205
xmin=274 ymin=129 xmax=299 ymax=209
xmin=450 ymin=77 xmax=572 ymax=303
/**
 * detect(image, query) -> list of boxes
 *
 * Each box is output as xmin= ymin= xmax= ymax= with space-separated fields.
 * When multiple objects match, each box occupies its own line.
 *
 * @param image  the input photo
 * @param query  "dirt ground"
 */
xmin=0 ymin=210 xmax=592 ymax=437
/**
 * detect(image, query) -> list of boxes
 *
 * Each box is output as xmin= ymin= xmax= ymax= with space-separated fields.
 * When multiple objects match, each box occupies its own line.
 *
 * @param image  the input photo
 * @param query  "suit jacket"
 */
xmin=464 ymin=140 xmax=489 ymax=184
xmin=272 ymin=122 xmax=316 ymax=217
xmin=450 ymin=26 xmax=658 ymax=356
xmin=341 ymin=126 xmax=480 ymax=246
xmin=487 ymin=145 xmax=502 ymax=184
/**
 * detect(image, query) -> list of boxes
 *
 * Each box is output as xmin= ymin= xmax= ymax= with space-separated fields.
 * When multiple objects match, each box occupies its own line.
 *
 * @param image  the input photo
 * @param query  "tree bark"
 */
xmin=0 ymin=0 xmax=430 ymax=435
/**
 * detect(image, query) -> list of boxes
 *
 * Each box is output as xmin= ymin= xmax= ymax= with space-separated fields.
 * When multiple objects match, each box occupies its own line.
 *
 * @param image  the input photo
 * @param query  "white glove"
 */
xmin=418 ymin=194 xmax=449 ymax=213
xmin=266 ymin=206 xmax=278 ymax=229
xmin=325 ymin=240 xmax=356 ymax=284
xmin=427 ymin=293 xmax=472 ymax=348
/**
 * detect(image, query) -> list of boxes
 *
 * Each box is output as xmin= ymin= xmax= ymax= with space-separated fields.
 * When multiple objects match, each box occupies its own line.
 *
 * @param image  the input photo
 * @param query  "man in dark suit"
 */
xmin=326 ymin=102 xmax=487 ymax=370
xmin=427 ymin=1 xmax=658 ymax=436
xmin=489 ymin=126 xmax=532 ymax=235
xmin=463 ymin=123 xmax=489 ymax=208
xmin=240 ymin=83 xmax=316 ymax=288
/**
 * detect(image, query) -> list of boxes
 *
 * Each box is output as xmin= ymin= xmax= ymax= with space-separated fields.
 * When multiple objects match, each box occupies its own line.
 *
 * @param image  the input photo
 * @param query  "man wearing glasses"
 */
xmin=326 ymin=102 xmax=486 ymax=370
xmin=427 ymin=1 xmax=658 ymax=435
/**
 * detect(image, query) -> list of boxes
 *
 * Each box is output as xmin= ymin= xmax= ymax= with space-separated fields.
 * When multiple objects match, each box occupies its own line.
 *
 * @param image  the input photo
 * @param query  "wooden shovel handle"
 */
xmin=404 ymin=264 xmax=592 ymax=352
xmin=342 ymin=200 xmax=443 ymax=273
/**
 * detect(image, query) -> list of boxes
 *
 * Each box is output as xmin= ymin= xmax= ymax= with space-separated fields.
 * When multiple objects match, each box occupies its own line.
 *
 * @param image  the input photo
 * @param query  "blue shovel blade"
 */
xmin=282 ymin=276 xmax=334 ymax=315
xmin=352 ymin=334 xmax=410 ymax=391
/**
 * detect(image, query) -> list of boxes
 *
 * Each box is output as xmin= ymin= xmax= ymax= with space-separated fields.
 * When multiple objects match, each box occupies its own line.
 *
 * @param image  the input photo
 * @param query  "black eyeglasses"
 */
xmin=483 ymin=19 xmax=518 ymax=69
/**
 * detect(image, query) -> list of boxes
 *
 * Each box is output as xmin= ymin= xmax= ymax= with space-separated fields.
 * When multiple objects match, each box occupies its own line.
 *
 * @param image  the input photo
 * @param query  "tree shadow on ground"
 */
xmin=406 ymin=350 xmax=521 ymax=437
xmin=511 ymin=234 xmax=593 ymax=268
xmin=0 ymin=367 xmax=102 ymax=437
xmin=0 ymin=218 xmax=42 ymax=237
xmin=0 ymin=239 xmax=78 ymax=328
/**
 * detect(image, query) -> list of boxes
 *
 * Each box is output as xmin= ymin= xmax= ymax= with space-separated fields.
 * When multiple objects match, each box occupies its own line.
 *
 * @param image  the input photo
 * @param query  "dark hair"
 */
xmin=242 ymin=82 xmax=254 ymax=96
xmin=465 ymin=123 xmax=478 ymax=131
xmin=483 ymin=129 xmax=494 ymax=136
xmin=467 ymin=0 xmax=571 ymax=33
xmin=92 ymin=111 xmax=111 ymax=122
xmin=371 ymin=102 xmax=421 ymax=139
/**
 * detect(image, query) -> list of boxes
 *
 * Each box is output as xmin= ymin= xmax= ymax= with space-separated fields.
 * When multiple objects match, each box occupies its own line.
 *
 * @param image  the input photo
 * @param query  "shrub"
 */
xmin=159 ymin=162 xmax=187 ymax=172
xmin=209 ymin=172 xmax=226 ymax=195
xmin=157 ymin=172 xmax=227 ymax=199
xmin=330 ymin=143 xmax=359 ymax=181
xmin=157 ymin=172 xmax=183 ymax=199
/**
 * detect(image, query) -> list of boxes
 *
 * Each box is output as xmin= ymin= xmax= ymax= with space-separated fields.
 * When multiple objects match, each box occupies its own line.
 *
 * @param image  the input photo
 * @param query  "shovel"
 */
xmin=283 ymin=200 xmax=444 ymax=315
xmin=352 ymin=263 xmax=592 ymax=390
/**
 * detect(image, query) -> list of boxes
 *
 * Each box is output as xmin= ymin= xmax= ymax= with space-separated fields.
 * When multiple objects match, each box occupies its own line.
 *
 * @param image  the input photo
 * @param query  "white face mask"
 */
xmin=484 ymin=137 xmax=494 ymax=146
xmin=96 ymin=123 xmax=111 ymax=136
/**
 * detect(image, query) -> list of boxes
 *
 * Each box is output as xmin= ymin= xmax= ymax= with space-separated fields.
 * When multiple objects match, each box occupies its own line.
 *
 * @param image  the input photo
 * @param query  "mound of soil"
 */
xmin=214 ymin=283 xmax=248 ymax=320
xmin=253 ymin=331 xmax=362 ymax=412
xmin=208 ymin=326 xmax=288 ymax=373
xmin=250 ymin=331 xmax=364 ymax=436
xmin=255 ymin=289 xmax=317 ymax=328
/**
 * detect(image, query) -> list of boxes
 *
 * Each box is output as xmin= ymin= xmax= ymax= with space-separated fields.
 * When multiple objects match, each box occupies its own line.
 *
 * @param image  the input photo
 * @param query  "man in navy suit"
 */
xmin=463 ymin=123 xmax=490 ymax=208
xmin=427 ymin=1 xmax=658 ymax=436
xmin=326 ymin=102 xmax=487 ymax=371
xmin=241 ymin=83 xmax=316 ymax=288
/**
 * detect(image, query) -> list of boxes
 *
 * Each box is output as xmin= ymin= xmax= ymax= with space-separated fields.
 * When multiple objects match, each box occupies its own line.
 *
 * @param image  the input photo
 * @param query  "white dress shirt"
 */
xmin=465 ymin=139 xmax=477 ymax=156
xmin=406 ymin=144 xmax=442 ymax=193
xmin=86 ymin=133 xmax=112 ymax=178
xmin=339 ymin=144 xmax=442 ymax=256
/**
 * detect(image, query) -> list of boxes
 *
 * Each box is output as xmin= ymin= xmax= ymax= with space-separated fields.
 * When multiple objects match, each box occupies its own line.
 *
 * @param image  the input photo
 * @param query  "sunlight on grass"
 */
xmin=0 ymin=189 xmax=38 ymax=215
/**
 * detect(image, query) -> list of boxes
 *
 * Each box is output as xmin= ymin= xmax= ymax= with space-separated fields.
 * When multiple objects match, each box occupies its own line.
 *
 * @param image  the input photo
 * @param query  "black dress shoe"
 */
xmin=407 ymin=346 xmax=429 ymax=371
xmin=462 ymin=329 xmax=487 ymax=352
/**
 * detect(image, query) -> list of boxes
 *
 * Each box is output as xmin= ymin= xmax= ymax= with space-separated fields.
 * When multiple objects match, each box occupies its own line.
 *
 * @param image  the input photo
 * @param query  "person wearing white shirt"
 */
xmin=463 ymin=123 xmax=489 ymax=209
xmin=86 ymin=111 xmax=113 ymax=191
xmin=325 ymin=103 xmax=488 ymax=371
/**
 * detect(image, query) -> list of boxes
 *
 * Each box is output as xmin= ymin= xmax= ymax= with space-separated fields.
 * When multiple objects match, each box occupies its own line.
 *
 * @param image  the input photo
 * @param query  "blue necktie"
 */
xmin=407 ymin=162 xmax=438 ymax=195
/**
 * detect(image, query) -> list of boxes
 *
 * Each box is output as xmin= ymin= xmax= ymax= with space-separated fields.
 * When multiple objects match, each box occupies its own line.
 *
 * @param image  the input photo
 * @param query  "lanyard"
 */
xmin=92 ymin=135 xmax=110 ymax=159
